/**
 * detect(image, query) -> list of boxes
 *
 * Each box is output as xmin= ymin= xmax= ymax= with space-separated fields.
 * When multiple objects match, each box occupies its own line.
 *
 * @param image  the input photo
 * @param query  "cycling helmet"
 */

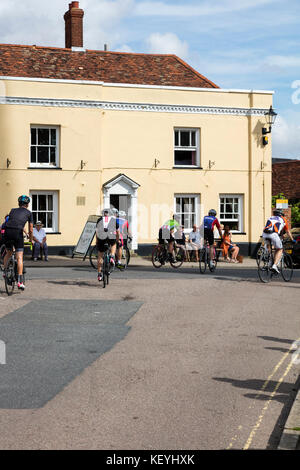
xmin=18 ymin=195 xmax=30 ymax=205
xmin=118 ymin=210 xmax=126 ymax=217
xmin=208 ymin=209 xmax=217 ymax=217
xmin=273 ymin=208 xmax=284 ymax=217
xmin=102 ymin=208 xmax=111 ymax=216
xmin=111 ymin=208 xmax=119 ymax=216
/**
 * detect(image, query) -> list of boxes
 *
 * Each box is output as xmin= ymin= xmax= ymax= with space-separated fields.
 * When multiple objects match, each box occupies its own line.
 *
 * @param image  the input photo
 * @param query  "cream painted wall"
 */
xmin=0 ymin=78 xmax=273 ymax=248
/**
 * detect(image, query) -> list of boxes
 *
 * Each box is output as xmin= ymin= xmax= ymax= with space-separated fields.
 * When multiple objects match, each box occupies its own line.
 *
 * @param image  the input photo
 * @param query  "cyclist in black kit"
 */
xmin=3 ymin=195 xmax=33 ymax=290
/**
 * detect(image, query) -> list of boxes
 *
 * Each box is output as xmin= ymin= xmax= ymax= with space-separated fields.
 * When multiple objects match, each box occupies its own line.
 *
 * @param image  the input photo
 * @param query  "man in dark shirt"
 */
xmin=3 ymin=195 xmax=33 ymax=290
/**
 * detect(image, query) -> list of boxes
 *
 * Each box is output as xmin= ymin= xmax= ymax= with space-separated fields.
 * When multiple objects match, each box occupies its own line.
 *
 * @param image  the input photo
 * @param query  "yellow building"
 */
xmin=0 ymin=2 xmax=273 ymax=256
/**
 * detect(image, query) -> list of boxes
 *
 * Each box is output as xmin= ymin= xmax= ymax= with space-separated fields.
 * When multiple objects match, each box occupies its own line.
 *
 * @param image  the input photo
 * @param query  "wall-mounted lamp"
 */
xmin=80 ymin=160 xmax=87 ymax=170
xmin=209 ymin=160 xmax=215 ymax=169
xmin=154 ymin=158 xmax=160 ymax=168
xmin=6 ymin=158 xmax=11 ymax=168
xmin=262 ymin=105 xmax=277 ymax=146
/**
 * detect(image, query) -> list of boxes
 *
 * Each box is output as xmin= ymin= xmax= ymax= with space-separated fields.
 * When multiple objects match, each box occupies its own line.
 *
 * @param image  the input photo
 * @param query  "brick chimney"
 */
xmin=64 ymin=2 xmax=84 ymax=49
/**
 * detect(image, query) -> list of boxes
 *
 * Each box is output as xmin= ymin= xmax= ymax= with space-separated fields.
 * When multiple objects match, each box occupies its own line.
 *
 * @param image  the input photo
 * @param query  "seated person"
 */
xmin=188 ymin=225 xmax=201 ymax=262
xmin=221 ymin=225 xmax=239 ymax=263
xmin=175 ymin=225 xmax=189 ymax=260
xmin=32 ymin=221 xmax=48 ymax=261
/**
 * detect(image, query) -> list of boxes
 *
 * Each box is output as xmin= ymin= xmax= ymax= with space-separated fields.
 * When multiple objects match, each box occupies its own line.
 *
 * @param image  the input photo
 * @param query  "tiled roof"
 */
xmin=0 ymin=44 xmax=218 ymax=88
xmin=272 ymin=160 xmax=300 ymax=199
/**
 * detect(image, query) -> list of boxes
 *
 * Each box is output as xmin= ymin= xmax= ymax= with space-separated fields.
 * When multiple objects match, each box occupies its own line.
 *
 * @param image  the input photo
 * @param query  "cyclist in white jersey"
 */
xmin=262 ymin=208 xmax=294 ymax=273
xmin=95 ymin=209 xmax=120 ymax=281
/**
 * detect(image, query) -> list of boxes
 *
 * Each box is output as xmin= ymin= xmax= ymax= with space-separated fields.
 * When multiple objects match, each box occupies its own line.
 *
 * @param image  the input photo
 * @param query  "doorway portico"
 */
xmin=102 ymin=174 xmax=140 ymax=250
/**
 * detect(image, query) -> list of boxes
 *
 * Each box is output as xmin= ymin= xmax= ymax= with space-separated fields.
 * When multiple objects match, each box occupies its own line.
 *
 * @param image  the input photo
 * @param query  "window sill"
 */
xmin=173 ymin=166 xmax=203 ymax=170
xmin=28 ymin=166 xmax=62 ymax=170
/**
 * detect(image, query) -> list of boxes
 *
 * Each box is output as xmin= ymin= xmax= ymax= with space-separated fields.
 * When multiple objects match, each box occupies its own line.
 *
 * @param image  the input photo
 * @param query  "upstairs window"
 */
xmin=30 ymin=126 xmax=59 ymax=167
xmin=174 ymin=128 xmax=200 ymax=167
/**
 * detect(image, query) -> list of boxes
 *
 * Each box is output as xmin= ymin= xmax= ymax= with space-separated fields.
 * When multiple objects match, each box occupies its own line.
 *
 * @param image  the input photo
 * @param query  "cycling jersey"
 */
xmin=203 ymin=216 xmax=221 ymax=232
xmin=116 ymin=217 xmax=129 ymax=237
xmin=263 ymin=216 xmax=288 ymax=235
xmin=161 ymin=219 xmax=180 ymax=231
xmin=5 ymin=207 xmax=33 ymax=230
xmin=96 ymin=216 xmax=119 ymax=240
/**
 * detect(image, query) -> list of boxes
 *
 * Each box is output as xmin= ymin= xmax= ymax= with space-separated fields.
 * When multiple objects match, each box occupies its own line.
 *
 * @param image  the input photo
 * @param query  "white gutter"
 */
xmin=0 ymin=75 xmax=275 ymax=95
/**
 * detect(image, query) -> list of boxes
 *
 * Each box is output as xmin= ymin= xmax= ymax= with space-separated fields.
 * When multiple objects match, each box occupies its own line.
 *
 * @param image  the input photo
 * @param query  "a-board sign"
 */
xmin=72 ymin=215 xmax=99 ymax=259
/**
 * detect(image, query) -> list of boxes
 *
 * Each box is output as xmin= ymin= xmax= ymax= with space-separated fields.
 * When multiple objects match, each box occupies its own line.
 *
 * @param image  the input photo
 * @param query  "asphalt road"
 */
xmin=0 ymin=262 xmax=299 ymax=450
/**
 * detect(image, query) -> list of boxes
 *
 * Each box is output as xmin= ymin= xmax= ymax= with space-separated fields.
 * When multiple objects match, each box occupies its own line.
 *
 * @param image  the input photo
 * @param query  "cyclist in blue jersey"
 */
xmin=202 ymin=209 xmax=223 ymax=269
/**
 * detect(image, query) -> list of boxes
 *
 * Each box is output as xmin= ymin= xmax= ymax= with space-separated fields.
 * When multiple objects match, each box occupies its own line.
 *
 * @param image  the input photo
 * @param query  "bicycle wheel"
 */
xmin=102 ymin=255 xmax=108 ymax=288
xmin=4 ymin=257 xmax=16 ymax=295
xmin=0 ymin=244 xmax=6 ymax=271
xmin=280 ymin=253 xmax=293 ymax=282
xmin=199 ymin=248 xmax=207 ymax=274
xmin=170 ymin=246 xmax=185 ymax=268
xmin=257 ymin=252 xmax=272 ymax=283
xmin=256 ymin=245 xmax=263 ymax=266
xmin=89 ymin=245 xmax=98 ymax=270
xmin=125 ymin=246 xmax=130 ymax=266
xmin=209 ymin=247 xmax=217 ymax=272
xmin=152 ymin=245 xmax=164 ymax=268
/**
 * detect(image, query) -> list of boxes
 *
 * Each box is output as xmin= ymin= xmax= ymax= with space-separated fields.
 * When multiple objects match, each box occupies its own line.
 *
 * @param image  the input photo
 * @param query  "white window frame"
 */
xmin=174 ymin=128 xmax=200 ymax=168
xmin=219 ymin=194 xmax=244 ymax=233
xmin=174 ymin=194 xmax=200 ymax=232
xmin=29 ymin=125 xmax=60 ymax=168
xmin=29 ymin=190 xmax=59 ymax=233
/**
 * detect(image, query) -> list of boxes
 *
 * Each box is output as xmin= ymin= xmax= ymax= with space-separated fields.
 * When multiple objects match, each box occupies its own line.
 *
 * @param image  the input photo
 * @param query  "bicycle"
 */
xmin=152 ymin=241 xmax=185 ymax=269
xmin=257 ymin=240 xmax=293 ymax=283
xmin=2 ymin=244 xmax=26 ymax=295
xmin=199 ymin=240 xmax=217 ymax=274
xmin=101 ymin=242 xmax=114 ymax=288
xmin=89 ymin=239 xmax=131 ymax=270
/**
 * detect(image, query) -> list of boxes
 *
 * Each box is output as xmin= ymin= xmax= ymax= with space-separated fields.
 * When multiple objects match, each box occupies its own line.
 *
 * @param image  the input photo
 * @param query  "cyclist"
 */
xmin=158 ymin=214 xmax=180 ymax=263
xmin=96 ymin=208 xmax=120 ymax=282
xmin=113 ymin=209 xmax=132 ymax=269
xmin=3 ymin=195 xmax=33 ymax=290
xmin=202 ymin=209 xmax=223 ymax=269
xmin=262 ymin=208 xmax=295 ymax=274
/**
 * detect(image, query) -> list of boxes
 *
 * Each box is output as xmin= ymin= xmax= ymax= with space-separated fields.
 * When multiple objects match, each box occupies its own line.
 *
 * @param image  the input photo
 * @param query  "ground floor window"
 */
xmin=174 ymin=194 xmax=200 ymax=231
xmin=219 ymin=194 xmax=243 ymax=232
xmin=30 ymin=191 xmax=58 ymax=232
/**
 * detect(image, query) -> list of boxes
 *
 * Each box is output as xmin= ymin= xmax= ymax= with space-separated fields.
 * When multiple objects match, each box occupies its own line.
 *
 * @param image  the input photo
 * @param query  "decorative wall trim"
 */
xmin=1 ymin=95 xmax=269 ymax=116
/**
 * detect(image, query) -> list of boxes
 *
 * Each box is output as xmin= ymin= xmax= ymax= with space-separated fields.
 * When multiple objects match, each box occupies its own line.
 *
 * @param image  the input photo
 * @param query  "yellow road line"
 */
xmin=227 ymin=337 xmax=300 ymax=450
xmin=243 ymin=337 xmax=300 ymax=450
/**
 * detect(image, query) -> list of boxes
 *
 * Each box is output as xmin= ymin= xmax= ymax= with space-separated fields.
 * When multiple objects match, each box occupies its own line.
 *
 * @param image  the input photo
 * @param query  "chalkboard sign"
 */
xmin=72 ymin=215 xmax=99 ymax=259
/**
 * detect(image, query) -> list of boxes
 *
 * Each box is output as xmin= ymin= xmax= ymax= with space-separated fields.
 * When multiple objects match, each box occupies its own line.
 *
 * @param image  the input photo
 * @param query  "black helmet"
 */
xmin=18 ymin=195 xmax=30 ymax=205
xmin=208 ymin=209 xmax=217 ymax=217
xmin=273 ymin=208 xmax=284 ymax=217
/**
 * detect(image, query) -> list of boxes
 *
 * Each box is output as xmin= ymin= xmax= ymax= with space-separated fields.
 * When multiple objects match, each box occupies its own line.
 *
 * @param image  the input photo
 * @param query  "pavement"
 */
xmin=5 ymin=254 xmax=300 ymax=449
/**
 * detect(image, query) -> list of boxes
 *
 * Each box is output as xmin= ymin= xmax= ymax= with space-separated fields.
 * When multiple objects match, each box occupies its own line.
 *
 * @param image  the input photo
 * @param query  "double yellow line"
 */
xmin=227 ymin=337 xmax=300 ymax=450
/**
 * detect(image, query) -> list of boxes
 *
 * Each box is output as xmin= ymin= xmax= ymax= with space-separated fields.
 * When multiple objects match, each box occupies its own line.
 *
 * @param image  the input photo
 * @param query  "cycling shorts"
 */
xmin=96 ymin=237 xmax=116 ymax=252
xmin=159 ymin=227 xmax=174 ymax=244
xmin=262 ymin=232 xmax=283 ymax=250
xmin=204 ymin=228 xmax=214 ymax=246
xmin=3 ymin=228 xmax=24 ymax=252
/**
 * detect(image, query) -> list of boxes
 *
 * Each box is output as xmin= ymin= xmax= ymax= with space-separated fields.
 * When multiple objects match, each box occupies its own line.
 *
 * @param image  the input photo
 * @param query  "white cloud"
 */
xmin=264 ymin=55 xmax=300 ymax=71
xmin=146 ymin=32 xmax=189 ymax=58
xmin=272 ymin=113 xmax=300 ymax=158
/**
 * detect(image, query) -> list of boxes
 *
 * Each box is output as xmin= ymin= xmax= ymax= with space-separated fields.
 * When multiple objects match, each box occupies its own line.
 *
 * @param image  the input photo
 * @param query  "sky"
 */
xmin=0 ymin=0 xmax=300 ymax=159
